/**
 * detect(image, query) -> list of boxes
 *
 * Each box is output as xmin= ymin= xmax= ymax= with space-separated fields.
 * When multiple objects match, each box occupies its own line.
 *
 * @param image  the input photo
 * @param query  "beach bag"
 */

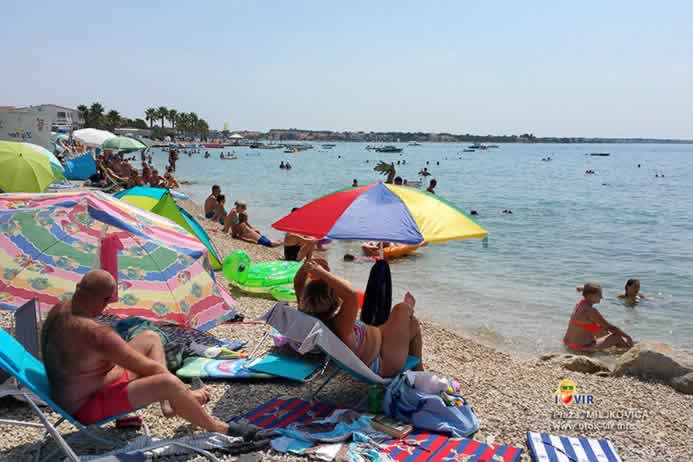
xmin=382 ymin=372 xmax=479 ymax=438
xmin=360 ymin=259 xmax=392 ymax=326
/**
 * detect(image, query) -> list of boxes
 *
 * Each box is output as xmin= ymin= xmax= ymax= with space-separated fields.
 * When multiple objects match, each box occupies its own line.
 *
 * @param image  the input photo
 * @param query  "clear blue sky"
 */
xmin=3 ymin=1 xmax=692 ymax=138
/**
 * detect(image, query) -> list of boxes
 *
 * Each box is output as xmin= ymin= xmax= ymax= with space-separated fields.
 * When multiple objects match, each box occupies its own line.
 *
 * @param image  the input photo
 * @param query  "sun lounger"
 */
xmin=258 ymin=302 xmax=420 ymax=397
xmin=0 ymin=321 xmax=220 ymax=461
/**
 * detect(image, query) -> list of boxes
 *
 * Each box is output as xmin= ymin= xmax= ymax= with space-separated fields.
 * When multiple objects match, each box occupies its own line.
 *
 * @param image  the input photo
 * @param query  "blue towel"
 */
xmin=527 ymin=431 xmax=623 ymax=462
xmin=248 ymin=353 xmax=320 ymax=381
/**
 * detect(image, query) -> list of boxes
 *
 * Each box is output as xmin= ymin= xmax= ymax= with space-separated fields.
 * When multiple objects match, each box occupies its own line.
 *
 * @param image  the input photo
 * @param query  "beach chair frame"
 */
xmin=258 ymin=302 xmax=420 ymax=402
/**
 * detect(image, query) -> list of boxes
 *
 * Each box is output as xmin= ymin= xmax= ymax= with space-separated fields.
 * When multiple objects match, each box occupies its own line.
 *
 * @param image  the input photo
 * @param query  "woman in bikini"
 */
xmin=617 ymin=278 xmax=646 ymax=305
xmin=294 ymin=256 xmax=424 ymax=377
xmin=563 ymin=282 xmax=634 ymax=353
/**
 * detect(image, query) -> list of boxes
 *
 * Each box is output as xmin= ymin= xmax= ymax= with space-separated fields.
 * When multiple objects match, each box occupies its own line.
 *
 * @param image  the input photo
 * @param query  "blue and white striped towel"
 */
xmin=527 ymin=432 xmax=623 ymax=462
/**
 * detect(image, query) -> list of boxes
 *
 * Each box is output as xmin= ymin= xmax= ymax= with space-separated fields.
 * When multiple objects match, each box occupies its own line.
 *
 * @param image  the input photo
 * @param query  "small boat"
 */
xmin=375 ymin=145 xmax=403 ymax=153
xmin=203 ymin=143 xmax=224 ymax=148
xmin=322 ymin=144 xmax=336 ymax=148
xmin=463 ymin=149 xmax=475 ymax=153
xmin=589 ymin=152 xmax=611 ymax=156
xmin=468 ymin=144 xmax=482 ymax=149
xmin=408 ymin=142 xmax=421 ymax=146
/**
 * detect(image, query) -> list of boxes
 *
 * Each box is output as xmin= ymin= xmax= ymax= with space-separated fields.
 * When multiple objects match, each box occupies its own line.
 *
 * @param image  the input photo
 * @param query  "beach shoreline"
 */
xmin=0 ymin=195 xmax=691 ymax=461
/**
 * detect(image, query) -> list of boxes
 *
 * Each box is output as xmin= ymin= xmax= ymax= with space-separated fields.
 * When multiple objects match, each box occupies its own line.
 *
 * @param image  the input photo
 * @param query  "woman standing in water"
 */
xmin=618 ymin=279 xmax=646 ymax=305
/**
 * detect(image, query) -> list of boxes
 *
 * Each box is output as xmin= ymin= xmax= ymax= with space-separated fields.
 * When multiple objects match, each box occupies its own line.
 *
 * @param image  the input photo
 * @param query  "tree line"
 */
xmin=77 ymin=103 xmax=210 ymax=139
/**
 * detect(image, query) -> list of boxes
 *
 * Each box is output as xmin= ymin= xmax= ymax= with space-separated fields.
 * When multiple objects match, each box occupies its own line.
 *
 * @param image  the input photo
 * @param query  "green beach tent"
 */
xmin=114 ymin=186 xmax=222 ymax=270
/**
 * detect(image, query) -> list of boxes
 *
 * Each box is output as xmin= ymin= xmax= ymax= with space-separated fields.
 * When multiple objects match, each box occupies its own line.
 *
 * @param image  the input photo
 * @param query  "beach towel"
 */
xmin=175 ymin=357 xmax=273 ymax=380
xmin=234 ymin=397 xmax=523 ymax=462
xmin=526 ymin=432 xmax=622 ymax=462
xmin=247 ymin=353 xmax=320 ymax=382
xmin=360 ymin=259 xmax=392 ymax=326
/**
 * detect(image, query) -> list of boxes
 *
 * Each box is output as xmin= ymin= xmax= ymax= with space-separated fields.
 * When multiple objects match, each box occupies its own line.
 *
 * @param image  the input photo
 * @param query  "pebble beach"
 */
xmin=1 ymin=198 xmax=691 ymax=462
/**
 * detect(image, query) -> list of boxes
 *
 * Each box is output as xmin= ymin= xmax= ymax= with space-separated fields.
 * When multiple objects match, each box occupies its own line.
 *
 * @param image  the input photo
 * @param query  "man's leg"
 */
xmin=126 ymin=373 xmax=227 ymax=433
xmin=128 ymin=330 xmax=208 ymax=416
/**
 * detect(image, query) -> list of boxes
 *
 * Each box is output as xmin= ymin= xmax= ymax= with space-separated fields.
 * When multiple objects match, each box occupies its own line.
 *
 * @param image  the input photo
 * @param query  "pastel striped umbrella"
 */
xmin=272 ymin=182 xmax=487 ymax=244
xmin=0 ymin=191 xmax=239 ymax=330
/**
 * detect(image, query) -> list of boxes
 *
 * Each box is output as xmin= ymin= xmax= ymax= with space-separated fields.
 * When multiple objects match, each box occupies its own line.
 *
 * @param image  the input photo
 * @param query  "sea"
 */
xmin=149 ymin=142 xmax=693 ymax=356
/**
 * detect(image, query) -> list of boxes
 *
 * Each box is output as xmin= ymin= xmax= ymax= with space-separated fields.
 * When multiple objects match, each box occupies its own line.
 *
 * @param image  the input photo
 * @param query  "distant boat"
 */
xmin=468 ymin=144 xmax=488 ymax=150
xmin=590 ymin=152 xmax=611 ymax=156
xmin=375 ymin=145 xmax=403 ymax=153
xmin=463 ymin=149 xmax=475 ymax=153
xmin=322 ymin=144 xmax=336 ymax=148
xmin=408 ymin=142 xmax=421 ymax=146
xmin=488 ymin=144 xmax=500 ymax=148
xmin=203 ymin=143 xmax=224 ymax=148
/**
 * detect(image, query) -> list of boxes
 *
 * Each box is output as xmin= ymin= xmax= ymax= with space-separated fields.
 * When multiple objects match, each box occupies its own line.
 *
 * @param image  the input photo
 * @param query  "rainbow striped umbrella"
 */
xmin=272 ymin=182 xmax=487 ymax=244
xmin=0 ymin=191 xmax=239 ymax=330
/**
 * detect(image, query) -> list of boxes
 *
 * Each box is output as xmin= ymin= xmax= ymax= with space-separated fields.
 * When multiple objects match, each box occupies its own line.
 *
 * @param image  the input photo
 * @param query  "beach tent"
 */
xmin=114 ymin=186 xmax=222 ymax=270
xmin=63 ymin=152 xmax=97 ymax=180
xmin=0 ymin=191 xmax=238 ymax=330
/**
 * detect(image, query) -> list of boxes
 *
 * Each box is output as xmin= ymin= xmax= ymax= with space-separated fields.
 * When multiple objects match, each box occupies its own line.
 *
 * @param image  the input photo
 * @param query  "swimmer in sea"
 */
xmin=563 ymin=282 xmax=634 ymax=353
xmin=617 ymin=278 xmax=646 ymax=305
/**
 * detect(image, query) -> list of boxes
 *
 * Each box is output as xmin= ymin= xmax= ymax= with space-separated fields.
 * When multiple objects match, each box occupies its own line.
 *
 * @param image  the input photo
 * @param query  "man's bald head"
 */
xmin=72 ymin=270 xmax=117 ymax=317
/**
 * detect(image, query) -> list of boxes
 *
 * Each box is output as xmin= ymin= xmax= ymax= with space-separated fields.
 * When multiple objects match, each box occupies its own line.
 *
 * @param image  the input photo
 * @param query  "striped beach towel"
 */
xmin=527 ymin=432 xmax=623 ymax=462
xmin=235 ymin=397 xmax=523 ymax=462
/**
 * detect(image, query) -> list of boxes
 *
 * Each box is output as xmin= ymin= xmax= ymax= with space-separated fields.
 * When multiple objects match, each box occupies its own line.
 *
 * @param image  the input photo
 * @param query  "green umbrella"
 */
xmin=0 ymin=141 xmax=58 ymax=192
xmin=102 ymin=136 xmax=147 ymax=152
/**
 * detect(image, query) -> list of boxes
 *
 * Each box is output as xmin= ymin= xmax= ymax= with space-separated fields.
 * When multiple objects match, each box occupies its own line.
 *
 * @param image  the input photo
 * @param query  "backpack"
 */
xmin=382 ymin=372 xmax=480 ymax=438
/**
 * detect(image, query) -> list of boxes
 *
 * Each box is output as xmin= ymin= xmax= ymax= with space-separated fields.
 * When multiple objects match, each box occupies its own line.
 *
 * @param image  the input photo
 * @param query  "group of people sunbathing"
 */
xmin=203 ymin=185 xmax=281 ymax=247
xmin=91 ymin=151 xmax=179 ymax=190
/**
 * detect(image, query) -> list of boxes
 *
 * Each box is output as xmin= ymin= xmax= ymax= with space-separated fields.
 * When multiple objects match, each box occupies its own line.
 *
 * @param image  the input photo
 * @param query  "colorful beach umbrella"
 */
xmin=114 ymin=186 xmax=223 ymax=270
xmin=0 ymin=191 xmax=239 ymax=330
xmin=72 ymin=128 xmax=116 ymax=147
xmin=273 ymin=182 xmax=487 ymax=244
xmin=102 ymin=136 xmax=146 ymax=152
xmin=0 ymin=141 xmax=59 ymax=193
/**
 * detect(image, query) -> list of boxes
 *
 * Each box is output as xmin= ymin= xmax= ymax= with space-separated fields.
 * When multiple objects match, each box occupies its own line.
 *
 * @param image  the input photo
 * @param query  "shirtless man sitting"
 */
xmin=41 ymin=270 xmax=261 ymax=438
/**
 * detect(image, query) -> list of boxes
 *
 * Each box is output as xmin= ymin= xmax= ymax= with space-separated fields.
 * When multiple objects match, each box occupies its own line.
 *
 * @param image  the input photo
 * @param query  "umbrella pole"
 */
xmin=379 ymin=241 xmax=384 ymax=260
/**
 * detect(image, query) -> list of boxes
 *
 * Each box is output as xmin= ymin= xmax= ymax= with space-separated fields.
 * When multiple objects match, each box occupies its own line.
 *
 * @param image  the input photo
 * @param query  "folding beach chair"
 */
xmin=0 ymin=325 xmax=222 ymax=461
xmin=257 ymin=302 xmax=420 ymax=399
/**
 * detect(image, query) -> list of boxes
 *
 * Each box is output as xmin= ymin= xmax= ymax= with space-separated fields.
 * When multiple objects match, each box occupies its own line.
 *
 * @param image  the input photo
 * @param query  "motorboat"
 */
xmin=375 ymin=145 xmax=403 ymax=153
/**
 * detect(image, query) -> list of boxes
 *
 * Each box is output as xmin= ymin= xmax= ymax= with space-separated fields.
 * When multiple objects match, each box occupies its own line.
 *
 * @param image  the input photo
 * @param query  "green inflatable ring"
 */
xmin=222 ymin=250 xmax=301 ymax=294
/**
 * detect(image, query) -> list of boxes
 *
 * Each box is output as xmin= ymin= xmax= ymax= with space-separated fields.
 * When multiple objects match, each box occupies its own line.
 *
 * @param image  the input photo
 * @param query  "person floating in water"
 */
xmin=563 ymin=282 xmax=634 ymax=353
xmin=280 ymin=161 xmax=285 ymax=169
xmin=394 ymin=176 xmax=403 ymax=185
xmin=352 ymin=179 xmax=358 ymax=187
xmin=618 ymin=278 xmax=646 ymax=305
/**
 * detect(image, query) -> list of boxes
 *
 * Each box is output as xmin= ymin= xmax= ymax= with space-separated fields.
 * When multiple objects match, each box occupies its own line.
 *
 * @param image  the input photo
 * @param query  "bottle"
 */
xmin=368 ymin=385 xmax=384 ymax=414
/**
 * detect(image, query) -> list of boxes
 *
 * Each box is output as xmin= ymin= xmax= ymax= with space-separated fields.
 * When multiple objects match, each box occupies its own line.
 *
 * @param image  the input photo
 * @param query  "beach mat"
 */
xmin=235 ymin=397 xmax=523 ymax=461
xmin=247 ymin=353 xmax=320 ymax=382
xmin=527 ymin=431 xmax=622 ymax=462
xmin=176 ymin=357 xmax=273 ymax=380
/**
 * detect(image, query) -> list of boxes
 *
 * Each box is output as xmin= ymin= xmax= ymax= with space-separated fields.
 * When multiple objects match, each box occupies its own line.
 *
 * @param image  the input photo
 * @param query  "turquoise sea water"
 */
xmin=151 ymin=143 xmax=693 ymax=355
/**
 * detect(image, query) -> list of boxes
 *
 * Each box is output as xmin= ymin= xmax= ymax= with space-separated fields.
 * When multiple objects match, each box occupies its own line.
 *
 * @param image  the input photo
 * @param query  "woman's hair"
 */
xmin=625 ymin=278 xmax=639 ymax=292
xmin=299 ymin=280 xmax=340 ymax=322
xmin=217 ymin=194 xmax=225 ymax=204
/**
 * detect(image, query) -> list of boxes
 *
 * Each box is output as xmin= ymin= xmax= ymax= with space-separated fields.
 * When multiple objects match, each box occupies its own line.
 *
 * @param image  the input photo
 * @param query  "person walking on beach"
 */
xmin=204 ymin=185 xmax=221 ymax=219
xmin=41 ymin=271 xmax=262 ymax=439
xmin=563 ymin=282 xmax=634 ymax=353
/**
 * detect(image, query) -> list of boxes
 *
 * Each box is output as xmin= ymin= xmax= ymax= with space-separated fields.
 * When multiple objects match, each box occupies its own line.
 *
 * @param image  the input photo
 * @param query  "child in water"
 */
xmin=563 ymin=282 xmax=634 ymax=353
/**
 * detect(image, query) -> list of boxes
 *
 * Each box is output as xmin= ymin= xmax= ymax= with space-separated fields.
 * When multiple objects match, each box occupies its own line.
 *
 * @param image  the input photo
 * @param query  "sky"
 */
xmin=2 ymin=1 xmax=692 ymax=138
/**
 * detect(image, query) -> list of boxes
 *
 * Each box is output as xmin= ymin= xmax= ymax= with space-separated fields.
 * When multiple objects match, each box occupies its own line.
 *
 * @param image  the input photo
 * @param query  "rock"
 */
xmin=612 ymin=342 xmax=693 ymax=381
xmin=539 ymin=353 xmax=559 ymax=361
xmin=671 ymin=372 xmax=693 ymax=395
xmin=560 ymin=355 xmax=610 ymax=374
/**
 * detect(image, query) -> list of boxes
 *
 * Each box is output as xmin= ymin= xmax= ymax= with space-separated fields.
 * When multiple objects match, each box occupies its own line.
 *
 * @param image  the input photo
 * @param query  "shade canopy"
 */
xmin=0 ymin=191 xmax=239 ymax=330
xmin=0 ymin=141 xmax=61 ymax=193
xmin=102 ymin=136 xmax=147 ymax=152
xmin=273 ymin=182 xmax=488 ymax=244
xmin=72 ymin=128 xmax=116 ymax=147
xmin=115 ymin=186 xmax=222 ymax=270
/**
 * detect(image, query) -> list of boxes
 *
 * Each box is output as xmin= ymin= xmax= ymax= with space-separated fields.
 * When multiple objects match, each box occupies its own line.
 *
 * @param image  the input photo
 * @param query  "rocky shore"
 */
xmin=0 ymin=197 xmax=691 ymax=461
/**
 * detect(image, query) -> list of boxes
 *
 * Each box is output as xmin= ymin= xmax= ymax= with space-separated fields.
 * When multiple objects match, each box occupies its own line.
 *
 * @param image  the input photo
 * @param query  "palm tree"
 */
xmin=176 ymin=113 xmax=188 ymax=136
xmin=167 ymin=109 xmax=178 ymax=130
xmin=106 ymin=110 xmax=121 ymax=131
xmin=145 ymin=108 xmax=157 ymax=128
xmin=89 ymin=102 xmax=105 ymax=129
xmin=156 ymin=106 xmax=168 ymax=128
xmin=77 ymin=105 xmax=89 ymax=127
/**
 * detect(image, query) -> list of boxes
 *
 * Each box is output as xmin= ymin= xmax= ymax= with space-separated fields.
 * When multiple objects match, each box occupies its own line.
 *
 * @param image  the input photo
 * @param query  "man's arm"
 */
xmin=81 ymin=320 xmax=168 ymax=377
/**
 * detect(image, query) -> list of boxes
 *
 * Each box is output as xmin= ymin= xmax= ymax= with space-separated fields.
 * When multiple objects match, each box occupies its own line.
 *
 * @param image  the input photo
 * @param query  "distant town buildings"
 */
xmin=0 ymin=104 xmax=82 ymax=149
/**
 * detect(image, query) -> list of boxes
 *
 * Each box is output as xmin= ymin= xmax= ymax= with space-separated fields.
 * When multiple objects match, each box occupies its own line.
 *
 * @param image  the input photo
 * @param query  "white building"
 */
xmin=0 ymin=104 xmax=82 ymax=149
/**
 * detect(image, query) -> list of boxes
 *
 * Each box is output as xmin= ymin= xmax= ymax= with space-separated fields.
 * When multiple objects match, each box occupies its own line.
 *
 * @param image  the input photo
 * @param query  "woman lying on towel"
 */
xmin=294 ymin=256 xmax=424 ymax=377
